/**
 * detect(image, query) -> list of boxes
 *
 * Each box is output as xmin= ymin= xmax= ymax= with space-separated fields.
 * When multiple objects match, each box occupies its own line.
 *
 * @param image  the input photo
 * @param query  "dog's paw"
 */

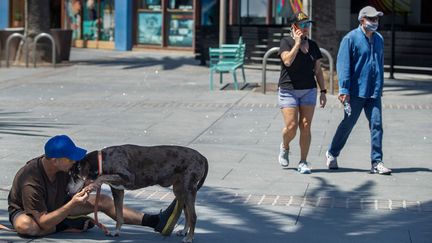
xmin=182 ymin=236 xmax=193 ymax=243
xmin=108 ymin=230 xmax=120 ymax=237
xmin=176 ymin=229 xmax=187 ymax=236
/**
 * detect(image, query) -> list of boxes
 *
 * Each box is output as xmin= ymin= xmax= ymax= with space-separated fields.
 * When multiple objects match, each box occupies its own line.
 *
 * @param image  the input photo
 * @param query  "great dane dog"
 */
xmin=67 ymin=144 xmax=208 ymax=243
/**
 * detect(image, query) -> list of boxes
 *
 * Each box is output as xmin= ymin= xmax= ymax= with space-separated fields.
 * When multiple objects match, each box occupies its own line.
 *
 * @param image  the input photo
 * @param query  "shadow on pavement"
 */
xmin=0 ymin=110 xmax=70 ymax=138
xmin=72 ymin=56 xmax=200 ymax=71
xmin=384 ymin=78 xmax=432 ymax=96
xmin=1 ymin=182 xmax=431 ymax=242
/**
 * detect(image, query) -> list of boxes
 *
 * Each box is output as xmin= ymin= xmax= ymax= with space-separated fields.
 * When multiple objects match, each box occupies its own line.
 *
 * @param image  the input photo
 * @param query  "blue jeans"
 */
xmin=328 ymin=96 xmax=383 ymax=164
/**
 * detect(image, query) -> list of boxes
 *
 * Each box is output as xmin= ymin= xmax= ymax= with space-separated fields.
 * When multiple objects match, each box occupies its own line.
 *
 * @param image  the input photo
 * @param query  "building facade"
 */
xmin=1 ymin=0 xmax=431 ymax=68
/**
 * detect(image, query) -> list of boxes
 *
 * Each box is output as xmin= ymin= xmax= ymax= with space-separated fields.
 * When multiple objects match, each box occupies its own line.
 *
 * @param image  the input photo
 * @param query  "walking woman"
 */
xmin=277 ymin=11 xmax=327 ymax=174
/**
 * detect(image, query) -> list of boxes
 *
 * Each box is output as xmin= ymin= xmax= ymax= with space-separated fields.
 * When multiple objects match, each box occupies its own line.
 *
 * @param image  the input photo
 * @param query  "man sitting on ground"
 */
xmin=7 ymin=135 xmax=181 ymax=236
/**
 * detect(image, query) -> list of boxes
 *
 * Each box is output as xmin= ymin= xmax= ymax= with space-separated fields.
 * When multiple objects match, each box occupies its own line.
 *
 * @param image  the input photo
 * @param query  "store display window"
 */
xmin=10 ymin=0 xmax=25 ymax=28
xmin=138 ymin=0 xmax=162 ymax=10
xmin=65 ymin=0 xmax=115 ymax=42
xmin=137 ymin=0 xmax=163 ymax=45
xmin=168 ymin=0 xmax=193 ymax=10
xmin=137 ymin=12 xmax=162 ymax=45
xmin=136 ymin=0 xmax=195 ymax=48
xmin=167 ymin=13 xmax=193 ymax=47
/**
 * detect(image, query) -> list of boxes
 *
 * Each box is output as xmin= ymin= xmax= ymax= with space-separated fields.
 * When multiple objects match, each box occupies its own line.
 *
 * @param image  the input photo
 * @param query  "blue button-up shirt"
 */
xmin=336 ymin=26 xmax=384 ymax=98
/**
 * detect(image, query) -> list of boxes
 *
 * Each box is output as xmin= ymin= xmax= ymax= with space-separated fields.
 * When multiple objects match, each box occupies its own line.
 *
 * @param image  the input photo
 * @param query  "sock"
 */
xmin=142 ymin=214 xmax=159 ymax=228
xmin=55 ymin=220 xmax=68 ymax=232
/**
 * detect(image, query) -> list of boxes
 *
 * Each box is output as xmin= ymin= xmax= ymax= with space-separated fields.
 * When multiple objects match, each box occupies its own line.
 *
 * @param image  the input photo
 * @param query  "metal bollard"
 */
xmin=33 ymin=33 xmax=56 ymax=68
xmin=261 ymin=47 xmax=280 ymax=94
xmin=319 ymin=48 xmax=335 ymax=95
xmin=5 ymin=33 xmax=27 ymax=68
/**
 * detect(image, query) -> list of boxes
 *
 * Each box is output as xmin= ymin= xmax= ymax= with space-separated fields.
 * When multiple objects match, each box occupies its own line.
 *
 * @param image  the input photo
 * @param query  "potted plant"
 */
xmin=13 ymin=11 xmax=23 ymax=27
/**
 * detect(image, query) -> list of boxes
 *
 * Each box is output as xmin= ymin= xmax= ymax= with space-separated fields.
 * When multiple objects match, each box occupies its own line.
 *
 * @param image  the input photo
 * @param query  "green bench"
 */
xmin=209 ymin=38 xmax=246 ymax=90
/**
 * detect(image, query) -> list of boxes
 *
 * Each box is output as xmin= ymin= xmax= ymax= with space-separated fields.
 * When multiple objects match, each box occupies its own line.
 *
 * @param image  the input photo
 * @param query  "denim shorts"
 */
xmin=278 ymin=88 xmax=317 ymax=108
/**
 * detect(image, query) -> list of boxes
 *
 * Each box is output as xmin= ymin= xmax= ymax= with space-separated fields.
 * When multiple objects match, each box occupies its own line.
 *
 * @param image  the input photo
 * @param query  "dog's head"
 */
xmin=67 ymin=151 xmax=100 ymax=196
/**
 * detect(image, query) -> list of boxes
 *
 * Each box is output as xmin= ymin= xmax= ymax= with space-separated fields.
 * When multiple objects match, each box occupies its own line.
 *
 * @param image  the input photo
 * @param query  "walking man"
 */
xmin=326 ymin=6 xmax=392 ymax=175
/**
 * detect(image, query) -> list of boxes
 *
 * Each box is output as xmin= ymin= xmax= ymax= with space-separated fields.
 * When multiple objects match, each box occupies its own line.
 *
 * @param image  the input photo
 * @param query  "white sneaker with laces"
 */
xmin=278 ymin=143 xmax=289 ymax=167
xmin=298 ymin=161 xmax=311 ymax=174
xmin=371 ymin=162 xmax=392 ymax=175
xmin=326 ymin=151 xmax=339 ymax=170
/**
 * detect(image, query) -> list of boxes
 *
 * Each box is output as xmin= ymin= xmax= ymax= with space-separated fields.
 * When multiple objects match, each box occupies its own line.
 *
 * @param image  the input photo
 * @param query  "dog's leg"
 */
xmin=110 ymin=187 xmax=125 ymax=237
xmin=176 ymin=203 xmax=189 ymax=237
xmin=172 ymin=183 xmax=188 ymax=237
xmin=182 ymin=191 xmax=197 ymax=243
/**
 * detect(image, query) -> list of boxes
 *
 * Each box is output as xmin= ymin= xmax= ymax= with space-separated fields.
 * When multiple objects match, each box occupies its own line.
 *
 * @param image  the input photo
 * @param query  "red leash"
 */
xmin=93 ymin=150 xmax=109 ymax=235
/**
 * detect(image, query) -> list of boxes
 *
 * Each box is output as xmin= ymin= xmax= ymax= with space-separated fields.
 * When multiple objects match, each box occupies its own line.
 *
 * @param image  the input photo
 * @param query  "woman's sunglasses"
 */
xmin=297 ymin=22 xmax=312 ymax=29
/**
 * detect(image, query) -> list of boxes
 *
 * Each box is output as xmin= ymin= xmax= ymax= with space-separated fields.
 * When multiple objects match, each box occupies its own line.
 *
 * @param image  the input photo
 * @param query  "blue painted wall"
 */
xmin=115 ymin=0 xmax=133 ymax=51
xmin=0 ymin=0 xmax=9 ymax=29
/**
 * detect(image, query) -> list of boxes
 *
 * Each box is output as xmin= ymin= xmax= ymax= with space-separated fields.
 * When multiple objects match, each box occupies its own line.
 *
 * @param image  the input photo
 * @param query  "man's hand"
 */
xmin=71 ymin=188 xmax=90 ymax=205
xmin=338 ymin=94 xmax=350 ymax=103
xmin=320 ymin=93 xmax=327 ymax=108
xmin=82 ymin=180 xmax=102 ymax=193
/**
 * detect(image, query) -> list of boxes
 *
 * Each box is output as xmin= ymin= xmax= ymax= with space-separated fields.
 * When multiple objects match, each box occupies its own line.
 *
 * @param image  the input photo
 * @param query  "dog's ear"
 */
xmin=69 ymin=162 xmax=79 ymax=178
xmin=80 ymin=151 xmax=99 ymax=180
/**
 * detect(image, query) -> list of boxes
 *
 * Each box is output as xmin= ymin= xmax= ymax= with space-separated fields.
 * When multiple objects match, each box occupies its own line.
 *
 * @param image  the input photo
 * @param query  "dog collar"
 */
xmin=97 ymin=150 xmax=103 ymax=176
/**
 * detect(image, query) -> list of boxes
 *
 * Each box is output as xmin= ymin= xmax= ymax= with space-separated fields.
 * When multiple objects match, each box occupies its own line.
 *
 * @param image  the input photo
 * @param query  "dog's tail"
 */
xmin=197 ymin=156 xmax=208 ymax=191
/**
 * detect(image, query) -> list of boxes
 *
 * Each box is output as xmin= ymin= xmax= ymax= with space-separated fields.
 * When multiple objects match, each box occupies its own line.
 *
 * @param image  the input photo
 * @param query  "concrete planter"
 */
xmin=50 ymin=28 xmax=73 ymax=61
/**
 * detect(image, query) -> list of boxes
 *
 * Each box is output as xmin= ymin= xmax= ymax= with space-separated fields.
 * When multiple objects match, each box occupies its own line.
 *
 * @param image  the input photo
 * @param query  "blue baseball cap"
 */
xmin=44 ymin=135 xmax=87 ymax=161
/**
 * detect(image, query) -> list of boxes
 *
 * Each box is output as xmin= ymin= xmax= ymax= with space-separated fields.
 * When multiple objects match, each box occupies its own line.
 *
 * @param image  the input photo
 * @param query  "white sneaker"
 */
xmin=298 ymin=161 xmax=311 ymax=174
xmin=278 ymin=143 xmax=289 ymax=167
xmin=326 ymin=151 xmax=339 ymax=170
xmin=371 ymin=162 xmax=392 ymax=175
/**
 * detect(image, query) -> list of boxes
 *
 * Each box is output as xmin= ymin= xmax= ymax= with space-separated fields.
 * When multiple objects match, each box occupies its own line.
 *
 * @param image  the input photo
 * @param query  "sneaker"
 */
xmin=278 ymin=143 xmax=289 ymax=167
xmin=326 ymin=151 xmax=339 ymax=170
xmin=297 ymin=161 xmax=311 ymax=174
xmin=154 ymin=199 xmax=183 ymax=236
xmin=60 ymin=215 xmax=95 ymax=232
xmin=371 ymin=162 xmax=392 ymax=175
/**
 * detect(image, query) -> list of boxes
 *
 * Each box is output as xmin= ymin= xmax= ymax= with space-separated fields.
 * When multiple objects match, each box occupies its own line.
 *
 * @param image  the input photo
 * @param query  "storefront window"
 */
xmin=65 ymin=0 xmax=83 ymax=40
xmin=137 ymin=0 xmax=195 ymax=48
xmin=201 ymin=0 xmax=217 ymax=26
xmin=138 ymin=0 xmax=162 ymax=10
xmin=240 ymin=0 xmax=267 ymax=25
xmin=137 ymin=12 xmax=163 ymax=45
xmin=168 ymin=13 xmax=193 ymax=47
xmin=65 ymin=0 xmax=115 ymax=42
xmin=137 ymin=0 xmax=163 ymax=45
xmin=166 ymin=0 xmax=194 ymax=47
xmin=100 ymin=0 xmax=115 ymax=41
xmin=82 ymin=0 xmax=115 ymax=41
xmin=83 ymin=0 xmax=99 ymax=40
xmin=10 ymin=0 xmax=25 ymax=28
xmin=168 ymin=0 xmax=193 ymax=10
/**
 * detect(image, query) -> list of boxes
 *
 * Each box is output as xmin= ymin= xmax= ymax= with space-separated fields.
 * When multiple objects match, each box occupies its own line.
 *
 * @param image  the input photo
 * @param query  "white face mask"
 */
xmin=363 ymin=20 xmax=379 ymax=32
